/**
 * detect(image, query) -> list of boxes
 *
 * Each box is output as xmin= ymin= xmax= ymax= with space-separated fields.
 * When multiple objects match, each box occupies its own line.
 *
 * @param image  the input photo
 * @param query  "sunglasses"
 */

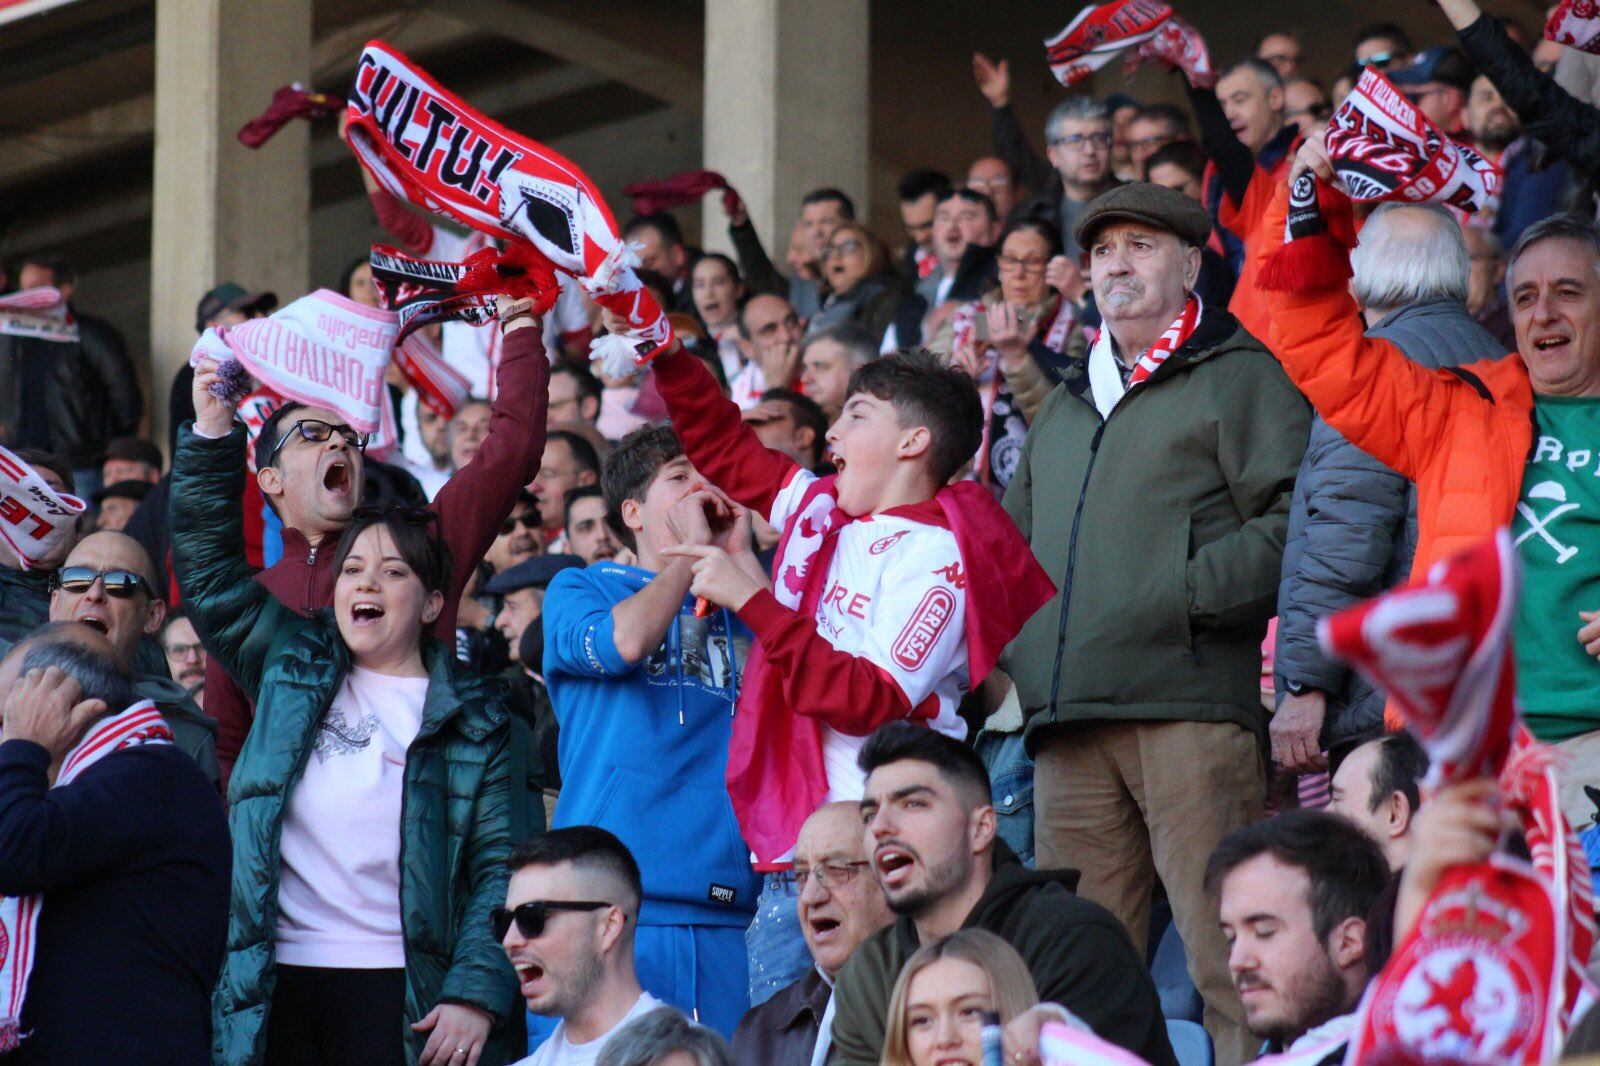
xmin=498 ymin=513 xmax=540 ymax=537
xmin=352 ymin=504 xmax=436 ymax=527
xmin=50 ymin=566 xmax=154 ymax=599
xmin=490 ymin=900 xmax=611 ymax=941
xmin=265 ymin=418 xmax=369 ymax=467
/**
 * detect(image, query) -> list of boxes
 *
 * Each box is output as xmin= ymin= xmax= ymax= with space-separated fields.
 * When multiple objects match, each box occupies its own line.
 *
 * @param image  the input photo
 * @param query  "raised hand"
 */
xmin=191 ymin=355 xmax=242 ymax=438
xmin=973 ymin=52 xmax=1011 ymax=108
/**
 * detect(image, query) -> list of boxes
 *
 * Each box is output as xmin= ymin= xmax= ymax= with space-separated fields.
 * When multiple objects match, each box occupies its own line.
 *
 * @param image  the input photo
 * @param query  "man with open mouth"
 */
xmin=829 ymin=723 xmax=1174 ymax=1066
xmin=195 ymin=299 xmax=552 ymax=786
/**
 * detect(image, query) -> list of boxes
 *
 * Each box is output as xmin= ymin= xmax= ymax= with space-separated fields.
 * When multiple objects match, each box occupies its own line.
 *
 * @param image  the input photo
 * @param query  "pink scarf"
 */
xmin=730 ymin=478 xmax=1055 ymax=867
xmin=344 ymin=41 xmax=671 ymax=378
xmin=0 ymin=447 xmax=86 ymax=571
xmin=1321 ymin=530 xmax=1595 ymax=1063
xmin=0 ymin=288 xmax=75 ymax=344
xmin=0 ymin=702 xmax=172 ymax=1054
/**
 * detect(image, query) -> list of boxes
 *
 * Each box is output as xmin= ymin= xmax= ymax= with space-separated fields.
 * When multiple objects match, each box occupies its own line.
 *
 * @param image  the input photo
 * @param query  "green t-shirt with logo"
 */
xmin=1513 ymin=396 xmax=1600 ymax=741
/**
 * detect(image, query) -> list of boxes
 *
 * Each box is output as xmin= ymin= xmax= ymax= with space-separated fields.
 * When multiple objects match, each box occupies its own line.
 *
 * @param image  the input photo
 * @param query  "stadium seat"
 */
xmin=1165 ymin=1019 xmax=1214 ymax=1066
xmin=1151 ymin=921 xmax=1203 ymax=1023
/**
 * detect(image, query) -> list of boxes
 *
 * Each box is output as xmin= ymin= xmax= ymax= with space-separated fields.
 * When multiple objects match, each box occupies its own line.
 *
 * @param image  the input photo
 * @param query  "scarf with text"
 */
xmin=0 ymin=446 xmax=86 ymax=571
xmin=0 ymin=288 xmax=76 ymax=344
xmin=1085 ymin=293 xmax=1199 ymax=419
xmin=367 ymin=241 xmax=560 ymax=342
xmin=0 ymin=701 xmax=172 ymax=1054
xmin=1547 ymin=0 xmax=1600 ymax=53
xmin=732 ymin=478 xmax=1055 ymax=867
xmin=238 ymin=84 xmax=344 ymax=149
xmin=1321 ymin=530 xmax=1596 ymax=1063
xmin=1044 ymin=0 xmax=1171 ymax=87
xmin=1328 ymin=66 xmax=1500 ymax=214
xmin=190 ymin=289 xmax=397 ymax=434
xmin=343 ymin=40 xmax=672 ymax=378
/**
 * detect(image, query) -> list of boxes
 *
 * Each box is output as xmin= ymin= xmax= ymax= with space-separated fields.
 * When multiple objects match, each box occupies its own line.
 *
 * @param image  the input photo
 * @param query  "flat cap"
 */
xmin=1073 ymin=182 xmax=1214 ymax=251
xmin=485 ymin=553 xmax=585 ymax=595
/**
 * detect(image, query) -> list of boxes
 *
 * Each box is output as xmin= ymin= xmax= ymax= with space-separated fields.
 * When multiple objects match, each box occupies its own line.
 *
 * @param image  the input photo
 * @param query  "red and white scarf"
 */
xmin=0 ymin=288 xmax=76 ymax=344
xmin=0 ymin=701 xmax=172 ymax=1054
xmin=1328 ymin=66 xmax=1500 ymax=215
xmin=1044 ymin=0 xmax=1171 ymax=87
xmin=392 ymin=331 xmax=471 ymax=420
xmin=1547 ymin=0 xmax=1600 ymax=53
xmin=1085 ymin=293 xmax=1200 ymax=419
xmin=344 ymin=40 xmax=672 ymax=379
xmin=1321 ymin=530 xmax=1596 ymax=1063
xmin=0 ymin=446 xmax=86 ymax=571
xmin=1039 ymin=1017 xmax=1153 ymax=1064
xmin=189 ymin=289 xmax=397 ymax=435
xmin=729 ymin=477 xmax=1055 ymax=867
xmin=1123 ymin=13 xmax=1216 ymax=89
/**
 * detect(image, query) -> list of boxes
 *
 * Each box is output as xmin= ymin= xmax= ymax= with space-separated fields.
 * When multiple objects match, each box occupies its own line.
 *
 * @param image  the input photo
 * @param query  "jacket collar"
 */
xmin=1369 ymin=299 xmax=1473 ymax=332
xmin=1260 ymin=123 xmax=1300 ymax=170
xmin=766 ymin=967 xmax=832 ymax=1030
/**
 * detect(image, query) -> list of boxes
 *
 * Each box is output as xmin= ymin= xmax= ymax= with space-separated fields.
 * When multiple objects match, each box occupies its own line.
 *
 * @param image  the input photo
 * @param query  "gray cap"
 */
xmin=1073 ymin=182 xmax=1214 ymax=251
xmin=485 ymin=553 xmax=584 ymax=595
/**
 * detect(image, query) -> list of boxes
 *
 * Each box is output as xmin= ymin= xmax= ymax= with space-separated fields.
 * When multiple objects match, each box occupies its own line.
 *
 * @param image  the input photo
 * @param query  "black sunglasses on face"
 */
xmin=490 ymin=900 xmax=611 ymax=941
xmin=266 ymin=419 xmax=369 ymax=466
xmin=498 ymin=513 xmax=540 ymax=537
xmin=50 ymin=566 xmax=154 ymax=599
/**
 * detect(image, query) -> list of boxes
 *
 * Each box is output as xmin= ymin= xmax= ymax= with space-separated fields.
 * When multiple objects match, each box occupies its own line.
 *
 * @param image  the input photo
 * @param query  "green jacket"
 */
xmin=1001 ymin=309 xmax=1309 ymax=750
xmin=169 ymin=424 xmax=522 ymax=1066
xmin=0 ymin=564 xmax=49 ymax=655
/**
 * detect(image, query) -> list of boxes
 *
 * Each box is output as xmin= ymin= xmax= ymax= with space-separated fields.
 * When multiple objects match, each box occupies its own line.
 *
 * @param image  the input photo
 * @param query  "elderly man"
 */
xmin=0 ymin=623 xmax=229 ymax=1062
xmin=732 ymin=802 xmax=892 ymax=1064
xmin=1273 ymin=132 xmax=1600 ymax=832
xmin=1256 ymin=31 xmax=1301 ymax=78
xmin=1208 ymin=811 xmax=1391 ymax=1061
xmin=967 ymin=156 xmax=1017 ymax=222
xmin=1273 ymin=204 xmax=1506 ymax=776
xmin=1003 ymin=183 xmax=1309 ymax=1064
xmin=49 ymin=530 xmax=219 ymax=783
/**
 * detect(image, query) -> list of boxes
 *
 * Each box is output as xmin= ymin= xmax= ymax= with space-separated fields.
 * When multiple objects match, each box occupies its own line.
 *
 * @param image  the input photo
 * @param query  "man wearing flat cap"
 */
xmin=1000 ymin=182 xmax=1309 ymax=1065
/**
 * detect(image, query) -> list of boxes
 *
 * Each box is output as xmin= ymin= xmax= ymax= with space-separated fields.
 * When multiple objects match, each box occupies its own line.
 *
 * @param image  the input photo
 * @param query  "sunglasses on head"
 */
xmin=265 ymin=418 xmax=369 ymax=466
xmin=352 ymin=504 xmax=436 ymax=527
xmin=490 ymin=900 xmax=611 ymax=941
xmin=50 ymin=566 xmax=154 ymax=599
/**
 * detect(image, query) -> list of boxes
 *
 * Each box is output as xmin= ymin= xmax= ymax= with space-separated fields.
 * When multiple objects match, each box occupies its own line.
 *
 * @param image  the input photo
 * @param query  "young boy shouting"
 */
xmin=644 ymin=330 xmax=1054 ymax=869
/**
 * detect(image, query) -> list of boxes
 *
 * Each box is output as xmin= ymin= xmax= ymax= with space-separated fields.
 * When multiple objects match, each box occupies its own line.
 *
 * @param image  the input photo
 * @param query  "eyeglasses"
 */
xmin=967 ymin=177 xmax=1012 ymax=192
xmin=1127 ymin=135 xmax=1176 ymax=153
xmin=165 ymin=641 xmax=205 ymax=660
xmin=265 ymin=418 xmax=369 ymax=466
xmin=490 ymin=900 xmax=611 ymax=941
xmin=498 ymin=513 xmax=540 ymax=537
xmin=997 ymin=254 xmax=1049 ymax=274
xmin=50 ymin=566 xmax=154 ymax=599
xmin=1050 ymin=132 xmax=1112 ymax=150
xmin=823 ymin=239 xmax=864 ymax=260
xmin=774 ymin=860 xmax=872 ymax=894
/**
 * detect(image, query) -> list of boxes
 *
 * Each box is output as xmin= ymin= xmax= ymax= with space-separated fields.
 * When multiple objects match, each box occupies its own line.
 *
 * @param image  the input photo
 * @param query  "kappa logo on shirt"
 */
xmin=892 ymin=587 xmax=957 ymax=670
xmin=932 ymin=561 xmax=967 ymax=589
xmin=870 ymin=530 xmax=909 ymax=555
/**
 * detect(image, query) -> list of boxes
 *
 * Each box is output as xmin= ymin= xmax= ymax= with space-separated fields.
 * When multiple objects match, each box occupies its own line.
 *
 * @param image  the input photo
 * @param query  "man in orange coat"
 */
xmin=1268 ymin=131 xmax=1600 ymax=830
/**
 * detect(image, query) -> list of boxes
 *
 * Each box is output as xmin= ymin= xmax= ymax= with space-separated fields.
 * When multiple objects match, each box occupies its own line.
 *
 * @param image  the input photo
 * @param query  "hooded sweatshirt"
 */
xmin=543 ymin=561 xmax=761 ymax=927
xmin=828 ymin=841 xmax=1175 ymax=1066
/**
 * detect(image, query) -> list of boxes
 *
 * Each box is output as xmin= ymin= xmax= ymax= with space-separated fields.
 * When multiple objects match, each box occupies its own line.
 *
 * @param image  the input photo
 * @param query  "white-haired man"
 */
xmin=1273 ymin=203 xmax=1507 ymax=776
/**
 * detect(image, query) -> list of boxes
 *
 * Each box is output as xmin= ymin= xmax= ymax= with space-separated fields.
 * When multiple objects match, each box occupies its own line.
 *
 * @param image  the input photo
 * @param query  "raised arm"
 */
xmin=431 ymin=306 xmax=550 ymax=625
xmin=650 ymin=341 xmax=801 ymax=520
xmin=1187 ymin=81 xmax=1255 ymax=209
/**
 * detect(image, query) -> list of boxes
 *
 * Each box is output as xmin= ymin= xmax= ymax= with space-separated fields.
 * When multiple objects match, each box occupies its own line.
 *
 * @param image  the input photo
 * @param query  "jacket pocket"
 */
xmin=1166 ymin=514 xmax=1195 ymax=650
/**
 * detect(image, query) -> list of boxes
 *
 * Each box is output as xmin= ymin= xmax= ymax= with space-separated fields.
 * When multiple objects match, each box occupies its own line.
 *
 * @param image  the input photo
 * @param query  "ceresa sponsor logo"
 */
xmin=892 ymin=587 xmax=957 ymax=670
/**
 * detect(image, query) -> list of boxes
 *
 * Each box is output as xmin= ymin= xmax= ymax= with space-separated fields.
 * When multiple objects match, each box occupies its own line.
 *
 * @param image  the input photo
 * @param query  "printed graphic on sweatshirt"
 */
xmin=314 ymin=709 xmax=379 ymax=762
xmin=644 ymin=612 xmax=748 ymax=697
xmin=1515 ymin=422 xmax=1600 ymax=566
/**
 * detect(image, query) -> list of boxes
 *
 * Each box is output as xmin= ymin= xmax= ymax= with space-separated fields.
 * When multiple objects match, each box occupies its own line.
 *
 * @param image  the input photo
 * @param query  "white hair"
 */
xmin=1349 ymin=202 xmax=1469 ymax=314
xmin=1045 ymin=97 xmax=1110 ymax=143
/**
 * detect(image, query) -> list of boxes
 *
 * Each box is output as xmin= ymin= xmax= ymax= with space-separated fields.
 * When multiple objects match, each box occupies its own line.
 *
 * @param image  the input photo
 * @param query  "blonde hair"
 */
xmin=880 ymin=929 xmax=1040 ymax=1066
xmin=828 ymin=220 xmax=891 ymax=281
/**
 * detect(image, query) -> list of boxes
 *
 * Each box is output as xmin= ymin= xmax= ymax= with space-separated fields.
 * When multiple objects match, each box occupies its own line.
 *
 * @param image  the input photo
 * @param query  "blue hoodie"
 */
xmin=544 ymin=561 xmax=761 ymax=927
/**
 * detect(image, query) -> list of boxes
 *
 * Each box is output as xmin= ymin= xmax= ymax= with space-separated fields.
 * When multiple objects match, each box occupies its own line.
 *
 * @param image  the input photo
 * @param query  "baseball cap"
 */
xmin=1389 ymin=47 xmax=1475 ymax=94
xmin=93 ymin=479 xmax=154 ymax=506
xmin=485 ymin=553 xmax=584 ymax=596
xmin=195 ymin=282 xmax=277 ymax=333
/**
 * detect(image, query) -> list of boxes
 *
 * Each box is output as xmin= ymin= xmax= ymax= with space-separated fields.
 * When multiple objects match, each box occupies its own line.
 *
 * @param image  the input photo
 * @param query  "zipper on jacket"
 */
xmin=1045 ymin=413 xmax=1106 ymax=723
xmin=307 ymin=545 xmax=317 ymax=565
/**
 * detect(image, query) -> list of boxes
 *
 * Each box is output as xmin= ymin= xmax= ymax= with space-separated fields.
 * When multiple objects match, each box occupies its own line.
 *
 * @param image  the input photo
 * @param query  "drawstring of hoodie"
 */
xmin=722 ymin=606 xmax=739 ymax=714
xmin=672 ymin=614 xmax=686 ymax=727
xmin=688 ymin=927 xmax=701 ymax=1023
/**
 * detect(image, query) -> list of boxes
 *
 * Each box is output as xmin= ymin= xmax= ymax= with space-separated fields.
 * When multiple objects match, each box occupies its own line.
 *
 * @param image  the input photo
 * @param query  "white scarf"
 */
xmin=0 ymin=289 xmax=76 ymax=344
xmin=190 ymin=289 xmax=398 ymax=434
xmin=1086 ymin=293 xmax=1202 ymax=420
xmin=0 ymin=446 xmax=87 ymax=571
xmin=0 ymin=701 xmax=172 ymax=1054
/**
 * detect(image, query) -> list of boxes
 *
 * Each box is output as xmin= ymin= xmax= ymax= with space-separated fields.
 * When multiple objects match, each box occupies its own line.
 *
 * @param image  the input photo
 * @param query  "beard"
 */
xmin=1476 ymin=114 xmax=1517 ymax=153
xmin=1096 ymin=277 xmax=1146 ymax=317
xmin=533 ymin=938 xmax=605 ymax=1019
xmin=884 ymin=846 xmax=973 ymax=917
xmin=1244 ymin=952 xmax=1351 ymax=1045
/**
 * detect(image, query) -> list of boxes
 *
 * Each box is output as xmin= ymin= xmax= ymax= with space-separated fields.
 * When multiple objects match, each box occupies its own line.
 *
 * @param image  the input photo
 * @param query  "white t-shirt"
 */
xmin=275 ymin=666 xmax=428 ymax=968
xmin=514 ymin=993 xmax=664 ymax=1066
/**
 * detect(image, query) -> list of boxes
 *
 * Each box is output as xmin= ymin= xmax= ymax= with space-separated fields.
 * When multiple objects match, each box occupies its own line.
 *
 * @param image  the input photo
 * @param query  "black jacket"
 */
xmin=889 ymin=243 xmax=999 ymax=348
xmin=0 ymin=311 xmax=141 ymax=467
xmin=1274 ymin=300 xmax=1507 ymax=751
xmin=829 ymin=841 xmax=1174 ymax=1065
xmin=732 ymin=966 xmax=829 ymax=1066
xmin=0 ymin=737 xmax=229 ymax=1064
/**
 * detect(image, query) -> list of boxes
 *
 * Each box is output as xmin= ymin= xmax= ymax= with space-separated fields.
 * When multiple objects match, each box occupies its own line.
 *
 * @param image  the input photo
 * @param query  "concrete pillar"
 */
xmin=149 ymin=0 xmax=311 ymax=449
xmin=701 ymin=0 xmax=868 ymax=259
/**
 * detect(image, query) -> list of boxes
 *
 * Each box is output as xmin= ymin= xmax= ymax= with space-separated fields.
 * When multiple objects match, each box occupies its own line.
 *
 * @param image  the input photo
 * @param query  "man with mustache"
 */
xmin=829 ymin=723 xmax=1173 ymax=1065
xmin=1002 ymin=183 xmax=1308 ymax=1065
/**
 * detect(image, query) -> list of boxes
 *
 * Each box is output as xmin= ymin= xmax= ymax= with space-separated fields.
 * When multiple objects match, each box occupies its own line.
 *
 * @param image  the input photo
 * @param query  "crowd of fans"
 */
xmin=7 ymin=0 xmax=1600 ymax=1062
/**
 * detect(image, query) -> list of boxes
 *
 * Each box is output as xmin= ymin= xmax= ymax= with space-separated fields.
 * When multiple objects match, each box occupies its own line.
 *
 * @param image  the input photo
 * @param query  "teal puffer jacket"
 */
xmin=169 ymin=424 xmax=522 ymax=1065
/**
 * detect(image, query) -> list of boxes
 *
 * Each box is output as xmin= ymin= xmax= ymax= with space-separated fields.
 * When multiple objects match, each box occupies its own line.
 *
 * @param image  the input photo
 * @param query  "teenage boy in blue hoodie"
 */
xmin=541 ymin=422 xmax=763 ymax=1037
